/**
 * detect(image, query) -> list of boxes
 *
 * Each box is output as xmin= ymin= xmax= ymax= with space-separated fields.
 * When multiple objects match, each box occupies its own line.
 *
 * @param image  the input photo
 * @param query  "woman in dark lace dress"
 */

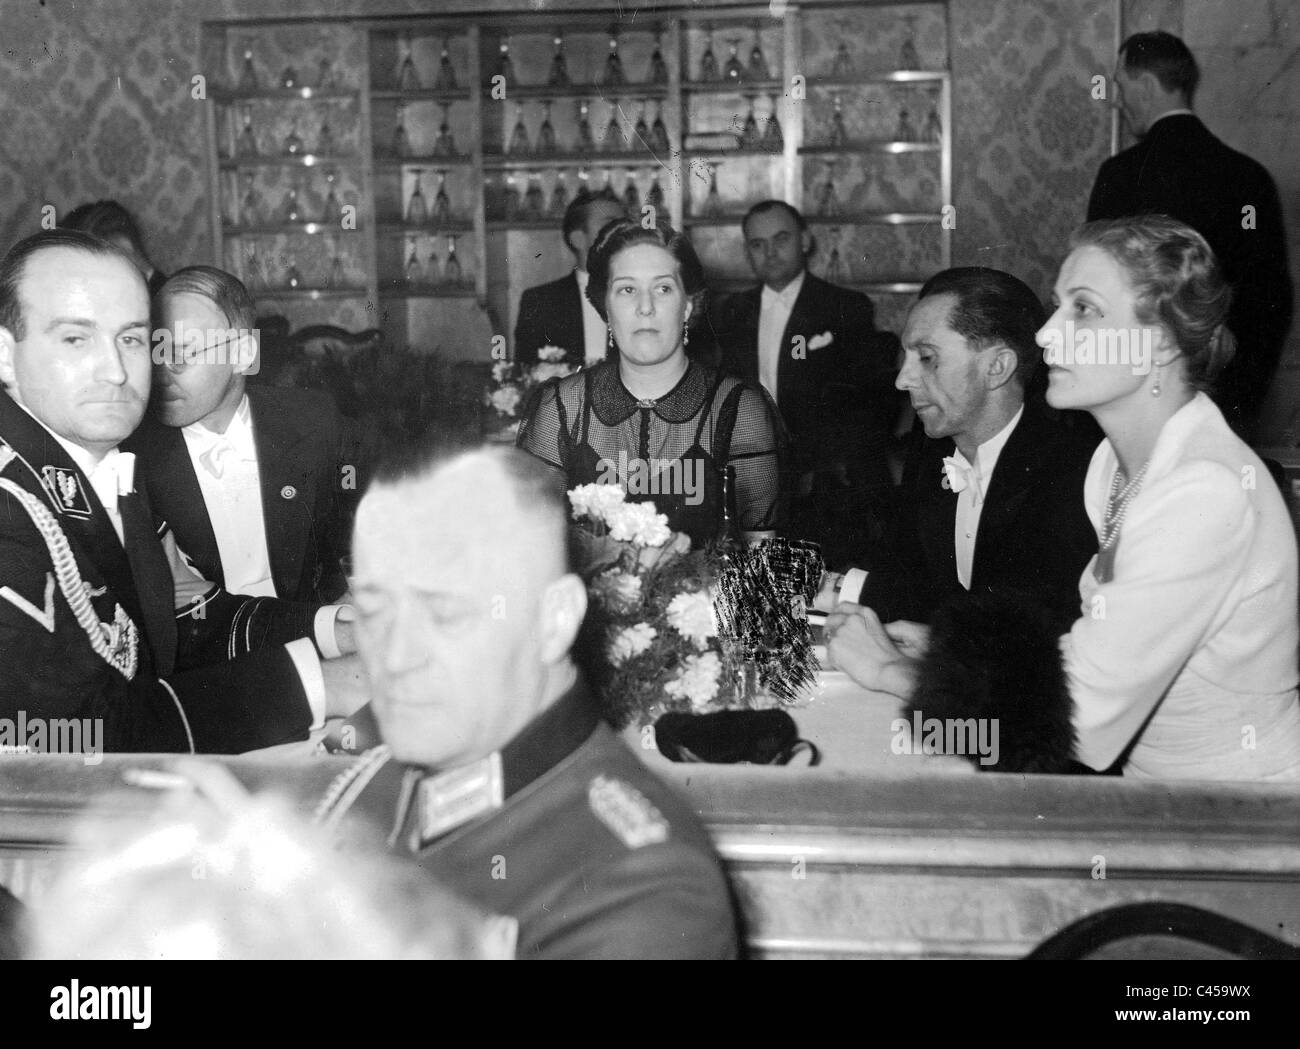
xmin=517 ymin=220 xmax=782 ymax=547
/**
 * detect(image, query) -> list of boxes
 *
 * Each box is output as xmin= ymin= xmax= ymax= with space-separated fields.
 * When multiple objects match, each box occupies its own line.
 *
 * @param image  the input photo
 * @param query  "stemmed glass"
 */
xmin=281 ymin=64 xmax=299 ymax=90
xmin=824 ymin=227 xmax=846 ymax=282
xmin=650 ymin=100 xmax=671 ymax=153
xmin=702 ymin=162 xmax=723 ymax=216
xmin=502 ymin=174 xmax=521 ymax=221
xmin=748 ymin=24 xmax=770 ymax=81
xmin=397 ymin=30 xmax=420 ymax=90
xmin=285 ymin=253 xmax=303 ymax=289
xmin=497 ymin=36 xmax=515 ymax=82
xmin=622 ymin=169 xmax=640 ymax=212
xmin=538 ymin=100 xmax=557 ymax=154
xmin=523 ymin=170 xmax=545 ymax=220
xmin=283 ymin=117 xmax=303 ymax=156
xmin=405 ymin=238 xmax=424 ymax=285
xmin=924 ymin=87 xmax=943 ymax=143
xmin=650 ymin=32 xmax=669 ymax=84
xmin=699 ymin=27 xmax=719 ymax=82
xmin=432 ymin=169 xmax=451 ymax=225
xmin=739 ymin=95 xmax=760 ymax=148
xmin=548 ymin=34 xmax=570 ymax=87
xmin=762 ymin=95 xmax=784 ymax=149
xmin=281 ymin=176 xmax=303 ymax=223
xmin=602 ymin=34 xmax=625 ymax=86
xmin=327 ymin=237 xmax=346 ymax=288
xmin=646 ymin=171 xmax=665 ymax=210
xmin=601 ymin=102 xmax=623 ymax=152
xmin=894 ymin=93 xmax=916 ymax=142
xmin=549 ymin=171 xmax=569 ymax=218
xmin=899 ymin=15 xmax=920 ymax=71
xmin=575 ymin=100 xmax=594 ymax=151
xmin=817 ymin=162 xmax=840 ymax=217
xmin=240 ymin=171 xmax=261 ymax=227
xmin=425 ymin=237 xmax=441 ymax=282
xmin=434 ymin=37 xmax=458 ymax=91
xmin=443 ymin=234 xmax=463 ymax=285
xmin=321 ymin=168 xmax=342 ymax=224
xmin=392 ymin=102 xmax=411 ymax=158
xmin=406 ymin=169 xmax=429 ymax=224
xmin=633 ymin=100 xmax=649 ymax=147
xmin=831 ymin=39 xmax=853 ymax=79
xmin=238 ymin=40 xmax=259 ymax=91
xmin=315 ymin=115 xmax=336 ymax=156
xmin=433 ymin=103 xmax=456 ymax=156
xmin=724 ymin=38 xmax=745 ymax=83
xmin=828 ymin=94 xmax=849 ymax=147
xmin=509 ymin=101 xmax=531 ymax=154
xmin=237 ymin=106 xmax=258 ymax=157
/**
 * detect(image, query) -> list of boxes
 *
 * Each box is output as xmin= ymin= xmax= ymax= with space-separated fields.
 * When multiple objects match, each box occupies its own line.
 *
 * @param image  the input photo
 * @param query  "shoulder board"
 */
xmin=587 ymin=774 xmax=669 ymax=850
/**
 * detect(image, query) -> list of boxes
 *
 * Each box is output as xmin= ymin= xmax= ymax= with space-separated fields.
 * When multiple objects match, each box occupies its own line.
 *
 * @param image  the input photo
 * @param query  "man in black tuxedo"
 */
xmin=512 ymin=189 xmax=627 ymax=368
xmin=1088 ymin=30 xmax=1293 ymax=441
xmin=0 ymin=232 xmax=366 ymax=753
xmin=818 ymin=267 xmax=1099 ymax=636
xmin=126 ymin=267 xmax=356 ymax=613
xmin=712 ymin=200 xmax=902 ymax=562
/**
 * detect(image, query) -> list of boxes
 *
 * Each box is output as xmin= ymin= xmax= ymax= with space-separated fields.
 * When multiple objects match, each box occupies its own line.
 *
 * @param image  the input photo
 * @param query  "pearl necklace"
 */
xmin=1100 ymin=460 xmax=1150 ymax=552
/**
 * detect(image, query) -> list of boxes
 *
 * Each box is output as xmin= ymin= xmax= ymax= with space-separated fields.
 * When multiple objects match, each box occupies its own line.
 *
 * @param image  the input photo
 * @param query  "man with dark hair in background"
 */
xmin=1088 ymin=30 xmax=1292 ymax=442
xmin=512 ymin=188 xmax=627 ymax=368
xmin=817 ymin=267 xmax=1099 ymax=636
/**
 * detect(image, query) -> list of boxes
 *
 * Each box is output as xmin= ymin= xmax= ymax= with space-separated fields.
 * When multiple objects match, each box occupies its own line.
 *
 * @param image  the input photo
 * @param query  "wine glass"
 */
xmin=650 ymin=100 xmax=671 ymax=153
xmin=549 ymin=170 xmax=570 ymax=218
xmin=443 ymin=234 xmax=463 ymax=285
xmin=724 ymin=39 xmax=745 ymax=83
xmin=650 ymin=32 xmax=669 ymax=84
xmin=831 ymin=39 xmax=853 ymax=79
xmin=899 ymin=15 xmax=920 ymax=71
xmin=315 ymin=115 xmax=336 ymax=156
xmin=548 ymin=34 xmax=570 ymax=87
xmin=894 ymin=96 xmax=916 ymax=142
xmin=283 ymin=117 xmax=303 ymax=156
xmin=538 ymin=100 xmax=557 ymax=154
xmin=497 ymin=36 xmax=515 ymax=82
xmin=817 ymin=163 xmax=840 ymax=217
xmin=575 ymin=100 xmax=594 ymax=151
xmin=924 ymin=87 xmax=943 ymax=143
xmin=622 ymin=169 xmax=640 ymax=212
xmin=405 ymin=238 xmax=424 ymax=285
xmin=633 ymin=100 xmax=649 ymax=147
xmin=432 ymin=169 xmax=451 ymax=225
xmin=238 ymin=40 xmax=259 ymax=91
xmin=702 ymin=162 xmax=723 ymax=216
xmin=392 ymin=102 xmax=411 ymax=158
xmin=748 ymin=24 xmax=770 ymax=81
xmin=828 ymin=94 xmax=849 ymax=147
xmin=523 ymin=170 xmax=545 ymax=220
xmin=762 ymin=95 xmax=783 ymax=150
xmin=739 ymin=95 xmax=759 ymax=148
xmin=824 ymin=227 xmax=846 ymax=282
xmin=406 ymin=169 xmax=429 ymax=224
xmin=434 ymin=37 xmax=458 ymax=91
xmin=327 ymin=238 xmax=346 ymax=288
xmin=240 ymin=171 xmax=261 ymax=227
xmin=603 ymin=35 xmax=625 ymax=86
xmin=425 ymin=238 xmax=441 ymax=282
xmin=397 ymin=31 xmax=420 ymax=90
xmin=281 ymin=177 xmax=303 ymax=223
xmin=700 ymin=27 xmax=719 ymax=82
xmin=503 ymin=174 xmax=521 ymax=221
xmin=601 ymin=102 xmax=624 ymax=152
xmin=509 ymin=101 xmax=531 ymax=154
xmin=646 ymin=171 xmax=665 ymax=210
xmin=237 ymin=106 xmax=258 ymax=157
xmin=433 ymin=103 xmax=456 ymax=156
xmin=285 ymin=253 xmax=303 ymax=289
xmin=321 ymin=168 xmax=342 ymax=224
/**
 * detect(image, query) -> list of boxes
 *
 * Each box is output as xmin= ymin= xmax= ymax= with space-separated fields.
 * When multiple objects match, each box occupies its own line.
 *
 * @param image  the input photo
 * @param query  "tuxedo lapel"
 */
xmin=726 ymin=287 xmax=763 ymax=385
xmin=562 ymin=272 xmax=587 ymax=366
xmin=249 ymin=389 xmax=311 ymax=599
xmin=152 ymin=425 xmax=223 ymax=588
xmin=917 ymin=437 xmax=959 ymax=586
xmin=118 ymin=488 xmax=177 ymax=675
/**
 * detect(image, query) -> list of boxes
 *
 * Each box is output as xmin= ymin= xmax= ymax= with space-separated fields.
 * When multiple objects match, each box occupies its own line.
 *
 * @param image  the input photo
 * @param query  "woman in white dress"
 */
xmin=828 ymin=215 xmax=1300 ymax=780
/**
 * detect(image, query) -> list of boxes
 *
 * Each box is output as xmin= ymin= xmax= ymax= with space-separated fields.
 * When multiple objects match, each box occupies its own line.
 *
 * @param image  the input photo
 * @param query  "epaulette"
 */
xmin=587 ymin=774 xmax=669 ymax=849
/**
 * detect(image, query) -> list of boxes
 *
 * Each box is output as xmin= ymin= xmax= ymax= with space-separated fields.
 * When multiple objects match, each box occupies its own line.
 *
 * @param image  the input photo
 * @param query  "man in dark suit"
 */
xmin=0 ymin=231 xmax=366 ymax=753
xmin=1088 ymin=30 xmax=1293 ymax=442
xmin=712 ymin=200 xmax=902 ymax=562
xmin=126 ymin=266 xmax=355 ymax=612
xmin=512 ymin=189 xmax=627 ymax=368
xmin=323 ymin=446 xmax=738 ymax=959
xmin=818 ymin=267 xmax=1099 ymax=636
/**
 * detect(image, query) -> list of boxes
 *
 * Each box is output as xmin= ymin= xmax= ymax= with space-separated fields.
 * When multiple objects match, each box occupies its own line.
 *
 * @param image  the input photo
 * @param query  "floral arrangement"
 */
xmin=569 ymin=483 xmax=819 ymax=729
xmin=484 ymin=346 xmax=577 ymax=437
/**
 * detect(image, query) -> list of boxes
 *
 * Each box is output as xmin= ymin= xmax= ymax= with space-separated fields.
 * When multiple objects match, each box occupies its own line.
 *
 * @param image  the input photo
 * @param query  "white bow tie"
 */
xmin=89 ymin=451 xmax=136 ymax=515
xmin=193 ymin=433 xmax=255 ymax=480
xmin=941 ymin=455 xmax=982 ymax=503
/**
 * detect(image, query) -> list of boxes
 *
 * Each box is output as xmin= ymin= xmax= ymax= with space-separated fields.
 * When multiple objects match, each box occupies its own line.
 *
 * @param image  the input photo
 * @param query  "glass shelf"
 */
xmin=252 ymin=287 xmax=369 ymax=300
xmin=680 ymin=147 xmax=784 ymax=160
xmin=219 ymin=154 xmax=358 ymax=170
xmin=811 ymin=72 xmax=949 ymax=89
xmin=381 ymin=285 xmax=478 ymax=299
xmin=377 ymin=221 xmax=476 ymax=235
xmin=225 ymin=222 xmax=364 ymax=235
xmin=798 ymin=142 xmax=941 ymax=156
xmin=483 ymin=148 xmax=669 ymax=169
xmin=214 ymin=88 xmax=360 ymax=102
xmin=370 ymin=88 xmax=474 ymax=103
xmin=373 ymin=153 xmax=476 ymax=166
xmin=805 ymin=212 xmax=942 ymax=226
xmin=481 ymin=82 xmax=671 ymax=100
xmin=682 ymin=79 xmax=784 ymax=95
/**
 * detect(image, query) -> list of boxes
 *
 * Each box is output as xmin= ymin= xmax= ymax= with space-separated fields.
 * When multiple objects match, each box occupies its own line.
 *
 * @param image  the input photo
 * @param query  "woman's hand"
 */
xmin=825 ymin=602 xmax=921 ymax=699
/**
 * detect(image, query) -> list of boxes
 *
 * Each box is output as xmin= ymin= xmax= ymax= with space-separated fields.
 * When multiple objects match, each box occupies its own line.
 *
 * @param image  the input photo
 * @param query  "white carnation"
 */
xmin=664 ymin=651 xmax=722 ymax=709
xmin=666 ymin=591 xmax=716 ymax=649
xmin=529 ymin=361 xmax=573 ymax=383
xmin=568 ymin=482 xmax=627 ymax=522
xmin=608 ymin=622 xmax=657 ymax=666
xmin=606 ymin=500 xmax=671 ymax=548
xmin=536 ymin=345 xmax=567 ymax=363
xmin=489 ymin=385 xmax=522 ymax=416
xmin=592 ymin=569 xmax=642 ymax=612
xmin=491 ymin=361 xmax=515 ymax=382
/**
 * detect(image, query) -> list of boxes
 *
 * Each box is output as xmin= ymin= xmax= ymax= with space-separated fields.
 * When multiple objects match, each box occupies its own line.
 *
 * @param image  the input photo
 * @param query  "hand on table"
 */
xmin=825 ymin=602 xmax=921 ymax=699
xmin=813 ymin=571 xmax=844 ymax=613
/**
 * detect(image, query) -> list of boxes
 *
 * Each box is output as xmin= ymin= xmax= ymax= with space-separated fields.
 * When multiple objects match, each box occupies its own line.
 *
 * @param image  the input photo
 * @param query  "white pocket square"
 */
xmin=808 ymin=331 xmax=834 ymax=350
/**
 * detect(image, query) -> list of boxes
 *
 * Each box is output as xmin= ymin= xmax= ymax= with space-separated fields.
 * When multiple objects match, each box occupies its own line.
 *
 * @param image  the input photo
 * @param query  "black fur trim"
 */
xmin=908 ymin=588 xmax=1076 ymax=773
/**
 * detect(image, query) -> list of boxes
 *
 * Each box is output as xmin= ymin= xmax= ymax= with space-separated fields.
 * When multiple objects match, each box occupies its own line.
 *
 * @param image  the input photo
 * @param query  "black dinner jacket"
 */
xmin=513 ymin=271 xmax=590 ymax=368
xmin=858 ymin=398 xmax=1101 ymax=634
xmin=713 ymin=272 xmax=901 ymax=484
xmin=0 ymin=390 xmax=313 ymax=753
xmin=1087 ymin=114 xmax=1293 ymax=425
xmin=126 ymin=385 xmax=351 ymax=604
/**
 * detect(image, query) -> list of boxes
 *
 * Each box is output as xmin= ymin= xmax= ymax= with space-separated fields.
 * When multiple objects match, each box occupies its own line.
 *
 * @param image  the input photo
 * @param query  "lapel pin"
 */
xmin=281 ymin=485 xmax=297 ymax=500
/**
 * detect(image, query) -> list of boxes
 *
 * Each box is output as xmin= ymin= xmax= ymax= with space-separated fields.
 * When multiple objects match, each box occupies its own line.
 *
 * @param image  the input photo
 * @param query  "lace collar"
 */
xmin=587 ymin=359 xmax=715 ymax=426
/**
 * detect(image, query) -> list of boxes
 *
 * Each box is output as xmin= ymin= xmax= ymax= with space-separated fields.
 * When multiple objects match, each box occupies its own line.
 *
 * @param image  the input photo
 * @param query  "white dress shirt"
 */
xmin=182 ymin=394 xmax=277 ymax=599
xmin=575 ymin=269 xmax=608 ymax=366
xmin=1063 ymin=393 xmax=1300 ymax=779
xmin=951 ymin=406 xmax=1022 ymax=590
xmin=757 ymin=270 xmax=805 ymax=405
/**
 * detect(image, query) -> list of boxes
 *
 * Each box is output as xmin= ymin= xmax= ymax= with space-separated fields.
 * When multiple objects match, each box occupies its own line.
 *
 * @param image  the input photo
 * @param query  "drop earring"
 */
xmin=682 ymin=321 xmax=690 ymax=347
xmin=1151 ymin=361 xmax=1162 ymax=397
xmin=607 ymin=327 xmax=614 ymax=353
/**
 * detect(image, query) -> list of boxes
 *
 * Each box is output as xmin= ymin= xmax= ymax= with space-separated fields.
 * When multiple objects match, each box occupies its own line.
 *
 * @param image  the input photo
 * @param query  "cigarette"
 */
xmin=122 ymin=768 xmax=196 ymax=792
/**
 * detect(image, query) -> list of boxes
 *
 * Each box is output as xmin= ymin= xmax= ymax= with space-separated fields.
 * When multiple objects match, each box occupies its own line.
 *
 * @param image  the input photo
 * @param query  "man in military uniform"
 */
xmin=319 ymin=445 xmax=739 ymax=959
xmin=0 ymin=230 xmax=367 ymax=753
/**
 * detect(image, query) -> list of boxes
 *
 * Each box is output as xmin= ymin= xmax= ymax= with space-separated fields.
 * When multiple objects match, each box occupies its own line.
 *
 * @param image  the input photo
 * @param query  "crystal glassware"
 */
xmin=433 ymin=103 xmax=456 ymax=156
xmin=622 ymin=169 xmax=640 ymax=213
xmin=601 ymin=103 xmax=623 ymax=152
xmin=633 ymin=100 xmax=649 ymax=147
xmin=238 ymin=42 xmax=258 ymax=92
xmin=828 ymin=95 xmax=849 ymax=147
xmin=283 ymin=118 xmax=303 ymax=156
xmin=281 ymin=65 xmax=298 ymax=90
xmin=538 ymin=100 xmax=557 ymax=154
xmin=748 ymin=25 xmax=770 ymax=81
xmin=724 ymin=39 xmax=745 ymax=83
xmin=831 ymin=40 xmax=853 ymax=79
xmin=646 ymin=171 xmax=665 ymax=210
xmin=650 ymin=32 xmax=669 ymax=84
xmin=899 ymin=15 xmax=920 ymax=71
xmin=548 ymin=34 xmax=570 ymax=87
xmin=739 ymin=95 xmax=760 ymax=148
xmin=392 ymin=103 xmax=410 ymax=157
xmin=432 ymin=169 xmax=451 ymax=225
xmin=315 ymin=116 xmax=336 ymax=156
xmin=762 ymin=95 xmax=784 ymax=150
xmin=523 ymin=170 xmax=545 ymax=220
xmin=443 ymin=234 xmax=463 ymax=285
xmin=924 ymin=88 xmax=943 ymax=143
xmin=503 ymin=174 xmax=521 ymax=221
xmin=576 ymin=100 xmax=594 ymax=151
xmin=702 ymin=162 xmax=723 ymax=216
xmin=320 ymin=169 xmax=342 ymax=225
xmin=603 ymin=35 xmax=625 ymax=87
xmin=650 ymin=100 xmax=671 ymax=153
xmin=509 ymin=102 xmax=531 ymax=154
xmin=425 ymin=238 xmax=440 ymax=281
xmin=397 ymin=30 xmax=420 ymax=91
xmin=327 ymin=238 xmax=346 ymax=287
xmin=497 ymin=36 xmax=515 ymax=82
xmin=240 ymin=171 xmax=261 ymax=227
xmin=281 ymin=177 xmax=303 ymax=223
xmin=548 ymin=171 xmax=570 ymax=218
xmin=434 ymin=37 xmax=458 ymax=91
xmin=817 ymin=163 xmax=840 ymax=217
xmin=700 ymin=28 xmax=719 ymax=82
xmin=895 ymin=102 xmax=916 ymax=142
xmin=237 ymin=106 xmax=258 ymax=156
xmin=406 ymin=169 xmax=429 ymax=224
xmin=824 ymin=227 xmax=846 ymax=282
xmin=405 ymin=239 xmax=424 ymax=284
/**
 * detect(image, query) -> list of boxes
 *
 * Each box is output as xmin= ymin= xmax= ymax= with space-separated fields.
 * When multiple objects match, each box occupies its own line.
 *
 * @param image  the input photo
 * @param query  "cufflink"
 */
xmin=281 ymin=485 xmax=297 ymax=500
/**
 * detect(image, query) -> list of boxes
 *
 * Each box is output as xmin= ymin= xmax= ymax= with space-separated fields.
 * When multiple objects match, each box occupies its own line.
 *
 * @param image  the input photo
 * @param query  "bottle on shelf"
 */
xmin=237 ymin=106 xmax=258 ymax=156
xmin=548 ymin=34 xmax=570 ymax=88
xmin=828 ymin=94 xmax=849 ymax=147
xmin=650 ymin=100 xmax=671 ymax=153
xmin=238 ymin=42 xmax=259 ymax=92
xmin=240 ymin=171 xmax=261 ymax=227
xmin=762 ymin=96 xmax=783 ymax=150
xmin=576 ymin=99 xmax=594 ymax=151
xmin=444 ymin=234 xmax=463 ymax=285
xmin=509 ymin=101 xmax=532 ymax=154
xmin=602 ymin=34 xmax=626 ymax=87
xmin=650 ymin=31 xmax=669 ymax=84
xmin=244 ymin=240 xmax=263 ymax=288
xmin=434 ymin=37 xmax=459 ymax=91
xmin=432 ymin=169 xmax=451 ymax=225
xmin=397 ymin=30 xmax=420 ymax=91
xmin=406 ymin=169 xmax=429 ymax=224
xmin=392 ymin=102 xmax=411 ymax=158
xmin=327 ymin=238 xmax=346 ymax=288
xmin=748 ymin=24 xmax=770 ymax=81
xmin=622 ymin=169 xmax=640 ymax=213
xmin=924 ymin=88 xmax=943 ymax=143
xmin=702 ymin=162 xmax=723 ymax=217
xmin=538 ymin=100 xmax=557 ymax=154
xmin=699 ymin=26 xmax=719 ymax=82
xmin=816 ymin=162 xmax=840 ymax=217
xmin=739 ymin=95 xmax=760 ymax=149
xmin=824 ymin=226 xmax=846 ymax=282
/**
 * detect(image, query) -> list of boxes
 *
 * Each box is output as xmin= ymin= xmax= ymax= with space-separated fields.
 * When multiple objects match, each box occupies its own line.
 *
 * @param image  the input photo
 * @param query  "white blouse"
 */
xmin=1063 ymin=393 xmax=1300 ymax=780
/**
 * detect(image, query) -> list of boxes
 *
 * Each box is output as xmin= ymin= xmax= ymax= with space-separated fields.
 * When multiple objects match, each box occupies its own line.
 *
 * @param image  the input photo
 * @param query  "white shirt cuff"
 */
xmin=285 ymin=638 xmax=326 ymax=731
xmin=841 ymin=567 xmax=869 ymax=605
xmin=313 ymin=604 xmax=350 ymax=659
